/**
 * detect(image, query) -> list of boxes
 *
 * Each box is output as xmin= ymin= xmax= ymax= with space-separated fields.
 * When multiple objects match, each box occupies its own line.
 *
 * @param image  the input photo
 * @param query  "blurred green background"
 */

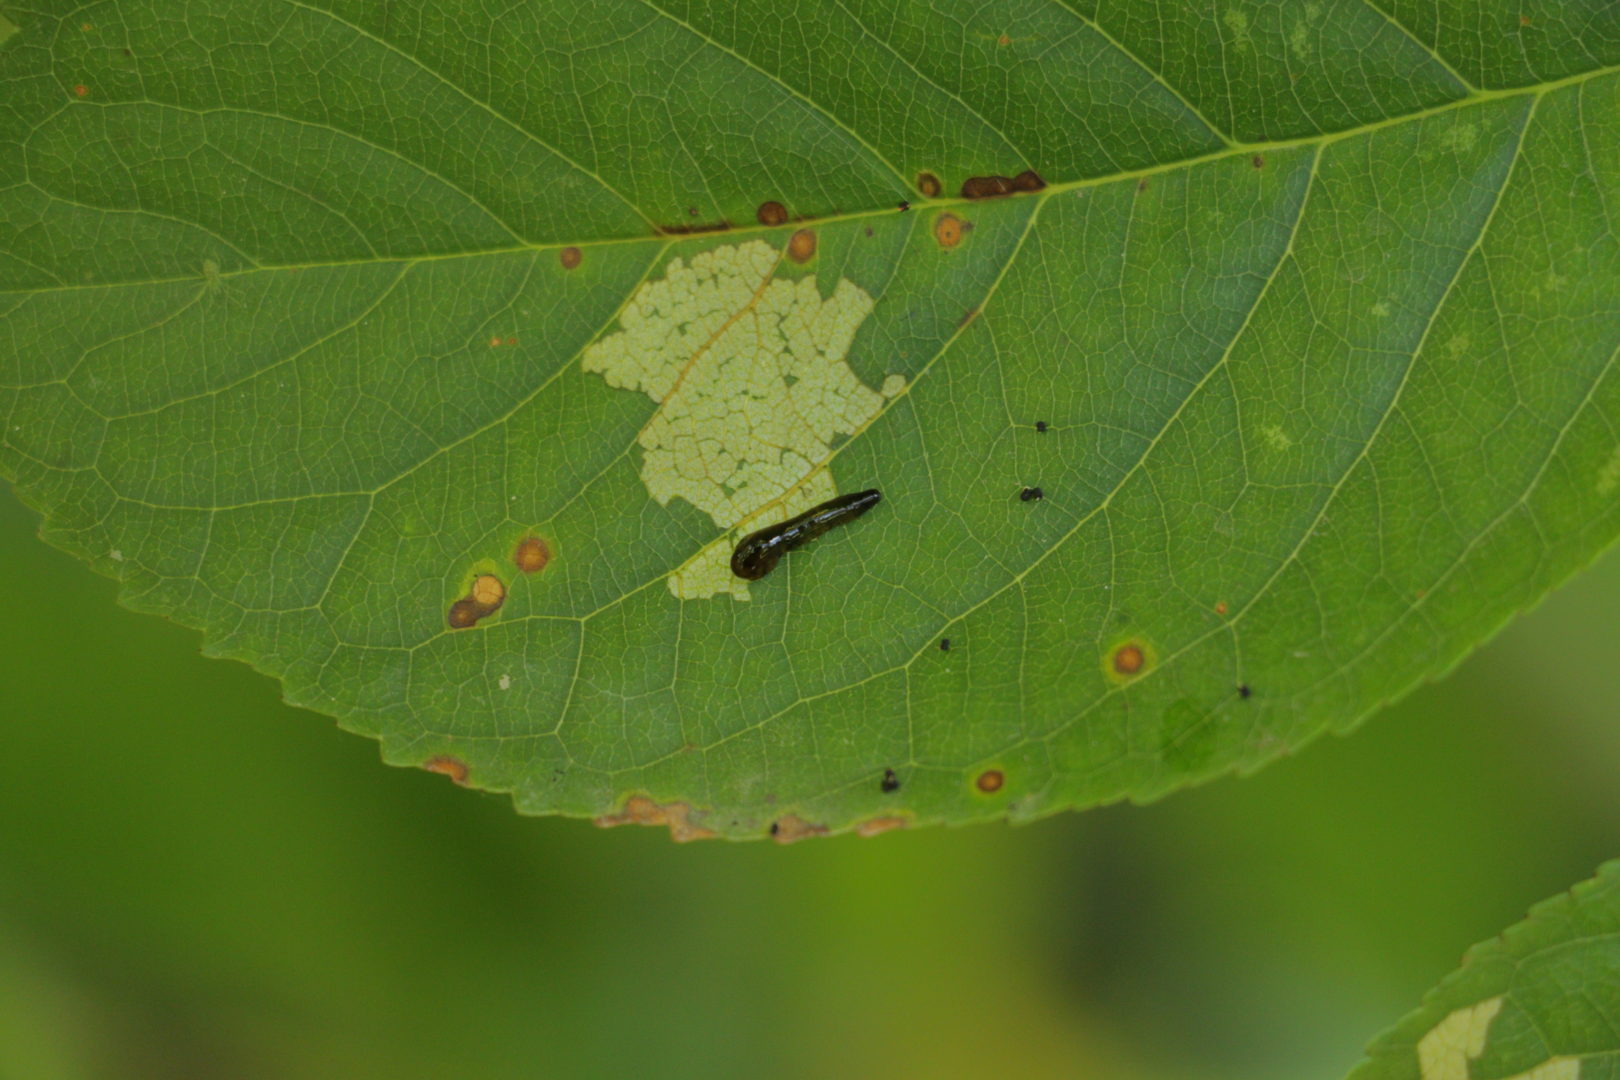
xmin=2 ymin=487 xmax=1617 ymax=1080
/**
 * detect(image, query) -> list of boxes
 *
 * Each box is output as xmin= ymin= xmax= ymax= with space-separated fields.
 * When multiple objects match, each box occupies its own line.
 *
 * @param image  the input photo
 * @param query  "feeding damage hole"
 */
xmin=756 ymin=200 xmax=788 ymax=226
xmin=916 ymin=172 xmax=942 ymax=198
xmin=447 ymin=574 xmax=506 ymax=629
xmin=513 ymin=535 xmax=551 ymax=574
xmin=881 ymin=768 xmax=900 ymax=793
xmin=559 ymin=246 xmax=582 ymax=270
xmin=960 ymin=170 xmax=1044 ymax=199
xmin=975 ymin=769 xmax=1005 ymax=794
xmin=787 ymin=228 xmax=817 ymax=263
xmin=423 ymin=755 xmax=470 ymax=785
xmin=581 ymin=240 xmax=903 ymax=600
xmin=596 ymin=795 xmax=716 ymax=843
xmin=934 ymin=213 xmax=969 ymax=249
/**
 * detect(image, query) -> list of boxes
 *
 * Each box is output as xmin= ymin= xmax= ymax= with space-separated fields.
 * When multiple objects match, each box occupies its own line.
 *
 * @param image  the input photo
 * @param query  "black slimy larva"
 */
xmin=730 ymin=489 xmax=882 ymax=581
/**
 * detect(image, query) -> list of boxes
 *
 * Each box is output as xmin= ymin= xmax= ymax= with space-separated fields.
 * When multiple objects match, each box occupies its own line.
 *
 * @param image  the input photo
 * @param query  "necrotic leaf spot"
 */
xmin=471 ymin=574 xmax=505 ymax=612
xmin=787 ymin=229 xmax=817 ymax=263
xmin=934 ymin=213 xmax=968 ymax=249
xmin=756 ymin=201 xmax=787 ymax=226
xmin=1113 ymin=643 xmax=1145 ymax=676
xmin=424 ymin=756 xmax=470 ymax=785
xmin=731 ymin=489 xmax=882 ymax=581
xmin=514 ymin=536 xmax=550 ymax=574
xmin=447 ymin=599 xmax=481 ymax=629
xmin=559 ymin=246 xmax=582 ymax=270
xmin=976 ymin=769 xmax=1005 ymax=793
xmin=916 ymin=172 xmax=942 ymax=198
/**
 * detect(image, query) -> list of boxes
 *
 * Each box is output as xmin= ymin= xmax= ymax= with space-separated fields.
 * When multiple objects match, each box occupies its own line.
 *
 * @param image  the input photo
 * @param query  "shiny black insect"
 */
xmin=881 ymin=768 xmax=900 ymax=793
xmin=730 ymin=489 xmax=883 ymax=581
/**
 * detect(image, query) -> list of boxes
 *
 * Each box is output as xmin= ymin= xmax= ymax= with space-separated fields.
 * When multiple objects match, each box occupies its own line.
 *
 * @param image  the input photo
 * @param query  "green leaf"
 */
xmin=2 ymin=1 xmax=1618 ymax=839
xmin=1348 ymin=859 xmax=1620 ymax=1080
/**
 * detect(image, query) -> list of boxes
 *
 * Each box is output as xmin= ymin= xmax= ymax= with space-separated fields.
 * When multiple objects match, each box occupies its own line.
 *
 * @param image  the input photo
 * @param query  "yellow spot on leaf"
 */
xmin=1418 ymin=997 xmax=1579 ymax=1080
xmin=1597 ymin=445 xmax=1620 ymax=497
xmin=583 ymin=240 xmax=895 ymax=600
xmin=1262 ymin=424 xmax=1294 ymax=451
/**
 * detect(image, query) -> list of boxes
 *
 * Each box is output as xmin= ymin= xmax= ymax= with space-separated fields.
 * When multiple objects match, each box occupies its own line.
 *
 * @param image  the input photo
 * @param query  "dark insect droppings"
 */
xmin=881 ymin=768 xmax=900 ymax=793
xmin=731 ymin=489 xmax=883 ymax=581
xmin=1019 ymin=486 xmax=1044 ymax=502
xmin=1034 ymin=420 xmax=1048 ymax=433
xmin=1238 ymin=683 xmax=1252 ymax=699
xmin=939 ymin=638 xmax=951 ymax=651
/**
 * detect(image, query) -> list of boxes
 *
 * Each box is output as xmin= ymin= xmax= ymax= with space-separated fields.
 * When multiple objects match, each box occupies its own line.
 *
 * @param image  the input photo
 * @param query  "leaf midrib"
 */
xmin=5 ymin=63 xmax=1615 ymax=300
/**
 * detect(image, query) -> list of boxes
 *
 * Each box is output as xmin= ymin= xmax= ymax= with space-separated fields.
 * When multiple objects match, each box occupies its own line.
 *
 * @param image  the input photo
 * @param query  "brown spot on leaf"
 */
xmin=787 ymin=228 xmax=817 ymax=263
xmin=1251 ymin=154 xmax=1265 ymax=169
xmin=917 ymin=172 xmax=942 ymax=198
xmin=659 ymin=220 xmax=732 ymax=236
xmin=976 ymin=769 xmax=1005 ymax=794
xmin=1136 ymin=177 xmax=1149 ymax=193
xmin=471 ymin=574 xmax=505 ymax=612
xmin=74 ymin=84 xmax=88 ymax=97
xmin=595 ymin=795 xmax=716 ymax=842
xmin=770 ymin=814 xmax=828 ymax=844
xmin=447 ymin=598 xmax=482 ymax=629
xmin=424 ymin=755 xmax=470 ymax=785
xmin=559 ymin=246 xmax=582 ymax=270
xmin=1215 ymin=601 xmax=1228 ymax=616
xmin=1113 ymin=642 xmax=1145 ymax=676
xmin=958 ymin=306 xmax=979 ymax=328
xmin=1520 ymin=14 xmax=1531 ymax=27
xmin=934 ymin=213 xmax=969 ymax=249
xmin=960 ymin=170 xmax=1045 ymax=199
xmin=756 ymin=200 xmax=788 ymax=226
xmin=514 ymin=536 xmax=551 ymax=574
xmin=857 ymin=816 xmax=909 ymax=837
xmin=997 ymin=33 xmax=1011 ymax=46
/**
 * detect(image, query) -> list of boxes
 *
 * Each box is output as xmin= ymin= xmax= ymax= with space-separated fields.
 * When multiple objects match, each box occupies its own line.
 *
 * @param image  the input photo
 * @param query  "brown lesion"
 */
xmin=756 ymin=200 xmax=788 ymax=226
xmin=769 ymin=815 xmax=828 ymax=844
xmin=916 ymin=172 xmax=942 ymax=198
xmin=934 ymin=213 xmax=970 ymax=249
xmin=960 ymin=170 xmax=1044 ymax=199
xmin=975 ymin=768 xmax=1005 ymax=794
xmin=856 ymin=816 xmax=908 ymax=837
xmin=595 ymin=795 xmax=717 ymax=843
xmin=787 ymin=228 xmax=817 ymax=263
xmin=514 ymin=536 xmax=551 ymax=574
xmin=658 ymin=220 xmax=733 ymax=236
xmin=559 ymin=246 xmax=582 ymax=270
xmin=423 ymin=755 xmax=470 ymax=785
xmin=446 ymin=573 xmax=506 ymax=629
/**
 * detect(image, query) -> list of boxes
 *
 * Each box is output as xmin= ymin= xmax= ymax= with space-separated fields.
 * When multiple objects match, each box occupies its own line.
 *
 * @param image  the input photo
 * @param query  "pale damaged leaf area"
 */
xmin=1349 ymin=860 xmax=1620 ymax=1080
xmin=2 ymin=1 xmax=1620 ymax=841
xmin=582 ymin=240 xmax=903 ymax=600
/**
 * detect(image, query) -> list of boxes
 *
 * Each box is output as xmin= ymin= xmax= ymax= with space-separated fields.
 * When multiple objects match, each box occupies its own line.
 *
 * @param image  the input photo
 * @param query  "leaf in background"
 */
xmin=1347 ymin=859 xmax=1620 ymax=1080
xmin=1 ymin=1 xmax=1618 ymax=839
